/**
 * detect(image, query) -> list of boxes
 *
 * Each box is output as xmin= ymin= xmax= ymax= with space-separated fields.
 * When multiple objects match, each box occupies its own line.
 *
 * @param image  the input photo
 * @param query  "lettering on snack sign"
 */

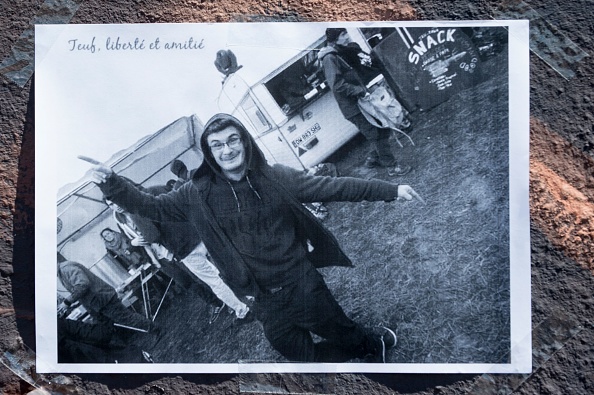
xmin=408 ymin=29 xmax=456 ymax=65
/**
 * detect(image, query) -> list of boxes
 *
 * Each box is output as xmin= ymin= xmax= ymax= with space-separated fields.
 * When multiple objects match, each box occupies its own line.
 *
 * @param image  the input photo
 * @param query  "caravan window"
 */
xmin=238 ymin=95 xmax=272 ymax=136
xmin=264 ymin=43 xmax=328 ymax=116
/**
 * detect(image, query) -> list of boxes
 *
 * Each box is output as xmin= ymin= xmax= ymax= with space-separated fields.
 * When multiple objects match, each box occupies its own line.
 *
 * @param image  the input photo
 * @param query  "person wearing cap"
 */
xmin=319 ymin=28 xmax=411 ymax=176
xmin=88 ymin=113 xmax=424 ymax=363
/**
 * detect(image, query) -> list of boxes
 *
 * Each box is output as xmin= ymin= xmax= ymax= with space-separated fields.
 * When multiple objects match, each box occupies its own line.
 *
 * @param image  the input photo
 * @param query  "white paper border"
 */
xmin=35 ymin=20 xmax=531 ymax=374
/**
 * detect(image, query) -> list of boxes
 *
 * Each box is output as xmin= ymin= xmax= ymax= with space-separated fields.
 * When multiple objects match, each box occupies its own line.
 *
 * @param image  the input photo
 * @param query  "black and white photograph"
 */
xmin=35 ymin=21 xmax=530 ymax=374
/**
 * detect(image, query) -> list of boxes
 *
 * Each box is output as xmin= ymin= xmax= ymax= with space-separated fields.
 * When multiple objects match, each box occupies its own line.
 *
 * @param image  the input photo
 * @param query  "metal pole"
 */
xmin=113 ymin=322 xmax=149 ymax=333
xmin=152 ymin=278 xmax=173 ymax=322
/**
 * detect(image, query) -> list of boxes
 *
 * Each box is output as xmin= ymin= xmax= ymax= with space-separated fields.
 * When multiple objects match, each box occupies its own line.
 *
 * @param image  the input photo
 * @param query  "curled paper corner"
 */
xmin=465 ymin=310 xmax=583 ymax=394
xmin=491 ymin=0 xmax=589 ymax=80
xmin=0 ymin=0 xmax=82 ymax=87
xmin=0 ymin=345 xmax=81 ymax=395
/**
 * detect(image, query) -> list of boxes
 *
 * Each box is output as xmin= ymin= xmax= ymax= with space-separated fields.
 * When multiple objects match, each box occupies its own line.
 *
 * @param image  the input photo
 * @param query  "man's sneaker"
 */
xmin=364 ymin=157 xmax=382 ymax=168
xmin=209 ymin=302 xmax=225 ymax=324
xmin=388 ymin=164 xmax=412 ymax=177
xmin=304 ymin=203 xmax=329 ymax=220
xmin=142 ymin=350 xmax=155 ymax=363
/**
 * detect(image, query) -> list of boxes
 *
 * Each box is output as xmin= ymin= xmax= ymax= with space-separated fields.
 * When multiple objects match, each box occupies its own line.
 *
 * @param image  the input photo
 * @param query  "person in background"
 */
xmin=57 ymin=316 xmax=151 ymax=363
xmin=105 ymin=198 xmax=164 ymax=269
xmin=170 ymin=159 xmax=190 ymax=190
xmin=88 ymin=113 xmax=424 ymax=363
xmin=100 ymin=227 xmax=145 ymax=272
xmin=57 ymin=260 xmax=155 ymax=333
xmin=319 ymin=27 xmax=411 ymax=177
xmin=105 ymin=196 xmax=250 ymax=322
xmin=165 ymin=179 xmax=177 ymax=192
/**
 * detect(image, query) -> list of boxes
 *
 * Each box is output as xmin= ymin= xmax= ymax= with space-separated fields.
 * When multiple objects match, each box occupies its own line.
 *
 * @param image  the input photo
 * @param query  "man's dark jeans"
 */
xmin=349 ymin=112 xmax=397 ymax=167
xmin=254 ymin=266 xmax=377 ymax=362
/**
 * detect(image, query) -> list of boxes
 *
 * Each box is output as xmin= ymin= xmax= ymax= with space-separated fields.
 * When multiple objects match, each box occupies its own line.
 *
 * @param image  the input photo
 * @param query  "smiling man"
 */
xmin=90 ymin=113 xmax=423 ymax=363
xmin=207 ymin=129 xmax=246 ymax=180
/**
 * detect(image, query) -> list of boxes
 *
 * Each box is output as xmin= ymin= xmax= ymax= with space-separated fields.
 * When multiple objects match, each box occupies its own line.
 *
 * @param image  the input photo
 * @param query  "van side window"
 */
xmin=239 ymin=95 xmax=271 ymax=136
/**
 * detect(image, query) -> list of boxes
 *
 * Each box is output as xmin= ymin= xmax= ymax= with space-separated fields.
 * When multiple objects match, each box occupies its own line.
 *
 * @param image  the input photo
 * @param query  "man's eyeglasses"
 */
xmin=209 ymin=135 xmax=242 ymax=152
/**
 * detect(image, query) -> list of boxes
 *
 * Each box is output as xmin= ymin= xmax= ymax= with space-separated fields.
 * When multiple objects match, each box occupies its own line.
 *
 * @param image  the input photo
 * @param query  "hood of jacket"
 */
xmin=194 ymin=113 xmax=267 ymax=181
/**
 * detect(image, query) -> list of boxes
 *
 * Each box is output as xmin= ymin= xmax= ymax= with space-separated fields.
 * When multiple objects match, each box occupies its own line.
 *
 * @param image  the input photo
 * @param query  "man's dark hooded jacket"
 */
xmin=319 ymin=42 xmax=382 ymax=119
xmin=99 ymin=114 xmax=400 ymax=298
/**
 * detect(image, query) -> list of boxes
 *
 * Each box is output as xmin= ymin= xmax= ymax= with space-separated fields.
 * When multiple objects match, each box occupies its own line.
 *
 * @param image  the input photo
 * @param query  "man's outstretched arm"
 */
xmin=273 ymin=164 xmax=424 ymax=204
xmin=83 ymin=156 xmax=190 ymax=223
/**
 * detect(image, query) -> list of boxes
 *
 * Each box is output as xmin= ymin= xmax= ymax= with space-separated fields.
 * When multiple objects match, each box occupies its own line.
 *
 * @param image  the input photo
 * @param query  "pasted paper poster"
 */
xmin=35 ymin=21 xmax=530 ymax=374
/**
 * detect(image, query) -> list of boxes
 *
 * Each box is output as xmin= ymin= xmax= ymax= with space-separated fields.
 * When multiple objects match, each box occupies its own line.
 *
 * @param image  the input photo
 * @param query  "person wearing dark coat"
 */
xmin=57 ymin=260 xmax=152 ymax=332
xmin=105 ymin=189 xmax=239 ymax=321
xmin=107 ymin=195 xmax=249 ymax=319
xmin=319 ymin=27 xmax=411 ymax=176
xmin=89 ymin=114 xmax=423 ymax=363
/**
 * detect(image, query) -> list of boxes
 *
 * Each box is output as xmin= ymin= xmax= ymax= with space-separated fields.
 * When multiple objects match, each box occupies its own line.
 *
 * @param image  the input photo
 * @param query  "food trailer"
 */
xmin=216 ymin=28 xmax=372 ymax=171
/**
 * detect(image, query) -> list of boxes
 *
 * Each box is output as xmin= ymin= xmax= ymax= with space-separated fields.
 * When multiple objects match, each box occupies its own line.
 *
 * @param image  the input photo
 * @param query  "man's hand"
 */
xmin=397 ymin=185 xmax=425 ymax=204
xmin=78 ymin=155 xmax=113 ymax=184
xmin=57 ymin=301 xmax=69 ymax=317
xmin=131 ymin=236 xmax=149 ymax=246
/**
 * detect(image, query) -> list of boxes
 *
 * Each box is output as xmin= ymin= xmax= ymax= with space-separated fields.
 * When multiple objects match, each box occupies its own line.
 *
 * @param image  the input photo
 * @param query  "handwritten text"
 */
xmin=67 ymin=36 xmax=206 ymax=53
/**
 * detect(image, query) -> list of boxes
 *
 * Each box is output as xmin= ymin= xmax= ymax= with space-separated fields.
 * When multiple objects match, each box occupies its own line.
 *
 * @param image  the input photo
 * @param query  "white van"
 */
xmin=217 ymin=28 xmax=371 ymax=171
